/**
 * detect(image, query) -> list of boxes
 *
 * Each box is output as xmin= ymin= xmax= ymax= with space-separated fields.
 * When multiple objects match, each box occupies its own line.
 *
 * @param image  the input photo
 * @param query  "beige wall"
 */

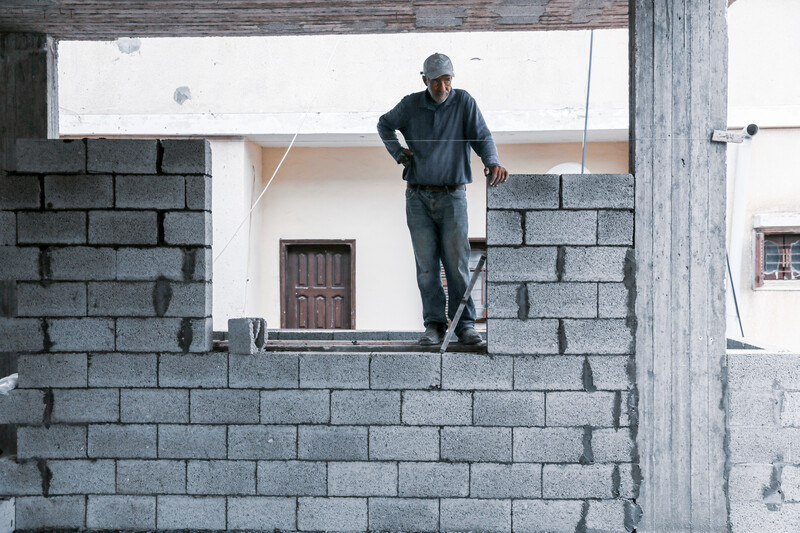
xmin=249 ymin=142 xmax=628 ymax=330
xmin=726 ymin=128 xmax=800 ymax=351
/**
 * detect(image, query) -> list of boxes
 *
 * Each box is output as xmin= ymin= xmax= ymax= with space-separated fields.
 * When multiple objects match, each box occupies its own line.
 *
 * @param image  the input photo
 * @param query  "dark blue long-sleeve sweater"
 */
xmin=377 ymin=88 xmax=501 ymax=186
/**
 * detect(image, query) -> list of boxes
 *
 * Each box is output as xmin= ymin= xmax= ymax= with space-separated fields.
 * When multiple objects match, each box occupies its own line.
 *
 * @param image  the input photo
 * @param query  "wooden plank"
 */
xmin=213 ymin=339 xmax=487 ymax=353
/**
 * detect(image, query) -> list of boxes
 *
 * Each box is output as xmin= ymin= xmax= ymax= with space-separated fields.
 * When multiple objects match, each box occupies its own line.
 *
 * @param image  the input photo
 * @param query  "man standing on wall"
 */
xmin=377 ymin=53 xmax=508 ymax=345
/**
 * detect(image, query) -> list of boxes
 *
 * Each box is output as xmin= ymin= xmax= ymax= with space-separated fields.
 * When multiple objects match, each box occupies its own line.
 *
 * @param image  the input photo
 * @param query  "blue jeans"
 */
xmin=405 ymin=186 xmax=476 ymax=334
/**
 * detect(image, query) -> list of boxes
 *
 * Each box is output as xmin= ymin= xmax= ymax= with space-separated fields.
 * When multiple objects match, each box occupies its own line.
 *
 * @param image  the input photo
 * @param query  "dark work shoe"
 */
xmin=419 ymin=324 xmax=444 ymax=345
xmin=458 ymin=327 xmax=483 ymax=345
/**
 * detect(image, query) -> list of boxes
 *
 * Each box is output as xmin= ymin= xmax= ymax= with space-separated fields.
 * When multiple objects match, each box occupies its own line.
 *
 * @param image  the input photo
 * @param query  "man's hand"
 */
xmin=397 ymin=149 xmax=414 ymax=167
xmin=485 ymin=165 xmax=509 ymax=186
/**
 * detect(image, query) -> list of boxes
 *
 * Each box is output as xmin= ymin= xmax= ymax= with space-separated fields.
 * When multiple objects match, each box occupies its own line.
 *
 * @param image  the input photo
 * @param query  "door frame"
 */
xmin=279 ymin=239 xmax=356 ymax=329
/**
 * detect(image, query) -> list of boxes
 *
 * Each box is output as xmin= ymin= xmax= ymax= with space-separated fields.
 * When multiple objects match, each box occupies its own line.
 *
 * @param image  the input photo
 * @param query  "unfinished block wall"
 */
xmin=486 ymin=174 xmax=639 ymax=531
xmin=0 ymin=138 xmax=212 ymax=529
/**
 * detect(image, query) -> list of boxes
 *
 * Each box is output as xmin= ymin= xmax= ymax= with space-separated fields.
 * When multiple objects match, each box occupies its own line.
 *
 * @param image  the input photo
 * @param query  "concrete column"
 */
xmin=631 ymin=0 xmax=729 ymax=531
xmin=0 ymin=33 xmax=59 ymax=173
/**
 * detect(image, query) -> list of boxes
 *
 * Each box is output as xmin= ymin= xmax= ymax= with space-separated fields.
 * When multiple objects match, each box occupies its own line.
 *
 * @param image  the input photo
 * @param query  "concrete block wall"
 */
xmin=728 ymin=351 xmax=800 ymax=532
xmin=0 ymin=138 xmax=213 ymax=528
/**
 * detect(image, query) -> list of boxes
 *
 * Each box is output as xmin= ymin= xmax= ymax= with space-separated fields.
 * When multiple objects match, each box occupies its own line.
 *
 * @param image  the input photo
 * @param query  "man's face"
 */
xmin=423 ymin=74 xmax=452 ymax=104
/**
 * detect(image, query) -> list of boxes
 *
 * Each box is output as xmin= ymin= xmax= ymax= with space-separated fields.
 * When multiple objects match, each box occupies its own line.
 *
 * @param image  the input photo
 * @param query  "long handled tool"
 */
xmin=440 ymin=253 xmax=487 ymax=353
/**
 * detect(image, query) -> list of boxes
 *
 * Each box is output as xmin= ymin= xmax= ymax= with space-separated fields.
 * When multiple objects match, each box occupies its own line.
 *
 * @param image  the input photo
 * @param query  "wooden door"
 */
xmin=281 ymin=240 xmax=355 ymax=329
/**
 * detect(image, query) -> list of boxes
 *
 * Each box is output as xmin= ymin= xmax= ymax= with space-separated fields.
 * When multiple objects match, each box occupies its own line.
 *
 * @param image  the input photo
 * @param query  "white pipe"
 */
xmin=726 ymin=124 xmax=758 ymax=339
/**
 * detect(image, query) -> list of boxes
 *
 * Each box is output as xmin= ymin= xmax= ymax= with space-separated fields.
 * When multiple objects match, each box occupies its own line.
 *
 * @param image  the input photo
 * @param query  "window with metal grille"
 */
xmin=755 ymin=231 xmax=800 ymax=287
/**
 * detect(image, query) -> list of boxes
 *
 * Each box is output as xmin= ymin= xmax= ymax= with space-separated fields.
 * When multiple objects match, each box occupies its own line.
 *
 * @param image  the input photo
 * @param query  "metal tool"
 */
xmin=440 ymin=253 xmax=487 ymax=353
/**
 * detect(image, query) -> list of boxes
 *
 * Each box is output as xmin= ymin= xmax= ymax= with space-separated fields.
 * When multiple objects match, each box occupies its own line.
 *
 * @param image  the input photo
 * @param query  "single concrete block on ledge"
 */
xmin=87 ymin=139 xmax=158 ymax=174
xmin=228 ymin=317 xmax=268 ymax=354
xmin=161 ymin=139 xmax=212 ymax=175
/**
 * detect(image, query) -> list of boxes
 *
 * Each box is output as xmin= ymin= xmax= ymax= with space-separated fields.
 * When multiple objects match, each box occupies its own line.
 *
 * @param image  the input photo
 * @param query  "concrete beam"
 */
xmin=631 ymin=0 xmax=729 ymax=530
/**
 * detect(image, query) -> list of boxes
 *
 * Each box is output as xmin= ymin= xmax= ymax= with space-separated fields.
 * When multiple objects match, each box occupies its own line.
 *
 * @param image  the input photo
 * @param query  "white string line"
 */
xmin=581 ymin=29 xmax=594 ymax=175
xmin=213 ymin=38 xmax=342 ymax=265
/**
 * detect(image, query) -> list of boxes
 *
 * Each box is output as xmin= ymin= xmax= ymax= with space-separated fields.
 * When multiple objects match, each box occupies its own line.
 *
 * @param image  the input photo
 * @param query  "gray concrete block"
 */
xmin=186 ymin=175 xmax=212 ymax=210
xmin=257 ymin=460 xmax=326 ymax=496
xmin=48 ymin=317 xmax=115 ymax=352
xmin=18 ymin=353 xmax=86 ymax=388
xmin=512 ymin=500 xmax=583 ymax=533
xmin=16 ymin=282 xmax=86 ymax=317
xmin=161 ymin=139 xmax=212 ymax=175
xmin=728 ymin=464 xmax=774 ymax=502
xmin=474 ymin=391 xmax=545 ymax=426
xmin=298 ymin=497 xmax=368 ymax=532
xmin=52 ymin=388 xmax=119 ymax=423
xmin=0 ymin=211 xmax=15 ymax=244
xmin=783 ymin=392 xmax=800 ymax=427
xmin=331 ymin=390 xmax=400 ymax=425
xmin=487 ymin=283 xmax=522 ymax=318
xmin=0 ymin=458 xmax=42 ymax=495
xmin=48 ymin=459 xmax=115 ymax=495
xmin=730 ymin=501 xmax=800 ymax=533
xmin=729 ymin=390 xmax=778 ymax=428
xmin=527 ymin=282 xmax=597 ymax=318
xmin=120 ymin=389 xmax=188 ymax=423
xmin=300 ymin=353 xmax=369 ymax=389
xmin=563 ymin=246 xmax=629 ymax=282
xmin=562 ymin=174 xmax=634 ymax=208
xmin=729 ymin=353 xmax=800 ymax=390
xmin=782 ymin=466 xmax=800 ymax=502
xmin=298 ymin=426 xmax=368 ymax=460
xmin=87 ymin=139 xmax=158 ymax=174
xmin=329 ymin=461 xmax=397 ymax=496
xmin=587 ymin=500 xmax=629 ymax=533
xmin=14 ymin=139 xmax=85 ymax=173
xmin=441 ymin=427 xmax=512 ymax=462
xmin=190 ymin=389 xmax=259 ymax=424
xmin=442 ymin=352 xmax=513 ymax=390
xmin=0 ymin=246 xmax=39 ymax=280
xmin=440 ymin=498 xmax=511 ymax=533
xmin=88 ymin=353 xmax=157 ymax=387
xmin=227 ymin=497 xmax=296 ymax=530
xmin=514 ymin=427 xmax=584 ymax=462
xmin=187 ymin=460 xmax=255 ymax=495
xmin=592 ymin=428 xmax=635 ymax=462
xmin=117 ymin=460 xmax=186 ymax=494
xmin=542 ymin=464 xmax=614 ymax=498
xmin=116 ymin=247 xmax=184 ymax=281
xmin=117 ymin=317 xmax=212 ymax=352
xmin=17 ymin=425 xmax=87 ymax=459
xmin=115 ymin=174 xmax=185 ymax=208
xmin=44 ymin=174 xmax=113 ymax=208
xmin=598 ymin=210 xmax=634 ymax=245
xmin=487 ymin=318 xmax=559 ymax=355
xmin=487 ymin=246 xmax=557 ymax=282
xmin=228 ymin=425 xmax=297 ymax=460
xmin=88 ymin=424 xmax=157 ymax=459
xmin=487 ymin=210 xmax=523 ymax=245
xmin=18 ymin=211 xmax=86 ymax=244
xmin=261 ymin=390 xmax=329 ymax=424
xmin=50 ymin=246 xmax=116 ymax=280
xmin=163 ymin=211 xmax=211 ymax=245
xmin=598 ymin=282 xmax=630 ymax=318
xmin=158 ymin=424 xmax=227 ymax=459
xmin=0 ymin=175 xmax=40 ymax=208
xmin=88 ymin=211 xmax=157 ymax=245
xmin=618 ymin=463 xmax=638 ymax=499
xmin=546 ymin=391 xmax=616 ymax=427
xmin=526 ymin=210 xmax=597 ymax=245
xmin=471 ymin=463 xmax=541 ymax=499
xmin=369 ymin=426 xmax=440 ymax=461
xmin=228 ymin=317 xmax=268 ymax=354
xmin=0 ymin=318 xmax=44 ymax=352
xmin=728 ymin=428 xmax=799 ymax=464
xmin=229 ymin=353 xmax=298 ymax=388
xmin=563 ymin=319 xmax=633 ymax=354
xmin=370 ymin=353 xmax=440 ymax=389
xmin=0 ymin=389 xmax=45 ymax=424
xmin=159 ymin=352 xmax=227 ymax=387
xmin=487 ymin=175 xmax=559 ymax=209
xmin=514 ymin=355 xmax=584 ymax=390
xmin=402 ymin=390 xmax=472 ymax=425
xmin=15 ymin=495 xmax=86 ymax=529
xmin=369 ymin=498 xmax=439 ymax=532
xmin=156 ymin=496 xmax=226 ymax=529
xmin=589 ymin=355 xmax=632 ymax=390
xmin=399 ymin=462 xmax=469 ymax=497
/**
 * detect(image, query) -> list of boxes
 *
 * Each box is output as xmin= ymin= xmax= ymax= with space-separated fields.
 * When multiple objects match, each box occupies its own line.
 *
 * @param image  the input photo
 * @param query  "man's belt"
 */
xmin=407 ymin=184 xmax=466 ymax=192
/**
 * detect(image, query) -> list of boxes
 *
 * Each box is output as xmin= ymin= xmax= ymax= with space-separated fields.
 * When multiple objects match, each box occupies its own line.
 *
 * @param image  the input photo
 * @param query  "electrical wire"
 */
xmin=581 ymin=29 xmax=594 ymax=175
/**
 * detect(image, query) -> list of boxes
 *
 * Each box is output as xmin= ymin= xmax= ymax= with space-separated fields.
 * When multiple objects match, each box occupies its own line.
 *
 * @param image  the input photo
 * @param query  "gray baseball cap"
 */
xmin=422 ymin=53 xmax=454 ymax=79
